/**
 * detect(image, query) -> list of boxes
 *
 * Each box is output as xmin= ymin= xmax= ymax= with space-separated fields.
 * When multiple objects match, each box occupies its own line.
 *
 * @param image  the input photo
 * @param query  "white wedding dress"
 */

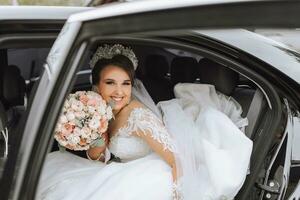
xmin=37 ymin=83 xmax=252 ymax=200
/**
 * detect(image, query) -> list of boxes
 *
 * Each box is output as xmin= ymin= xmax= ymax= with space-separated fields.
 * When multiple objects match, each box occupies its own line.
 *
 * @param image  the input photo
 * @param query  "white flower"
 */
xmin=66 ymin=112 xmax=75 ymax=121
xmin=71 ymin=101 xmax=84 ymax=112
xmin=106 ymin=107 xmax=113 ymax=120
xmin=75 ymin=112 xmax=85 ymax=119
xmin=73 ymin=127 xmax=82 ymax=136
xmin=67 ymin=134 xmax=80 ymax=145
xmin=55 ymin=123 xmax=62 ymax=132
xmin=91 ymin=132 xmax=99 ymax=140
xmin=82 ymin=126 xmax=91 ymax=135
xmin=64 ymin=101 xmax=70 ymax=109
xmin=98 ymin=104 xmax=106 ymax=115
xmin=88 ymin=117 xmax=100 ymax=129
xmin=88 ymin=106 xmax=96 ymax=114
xmin=59 ymin=115 xmax=68 ymax=124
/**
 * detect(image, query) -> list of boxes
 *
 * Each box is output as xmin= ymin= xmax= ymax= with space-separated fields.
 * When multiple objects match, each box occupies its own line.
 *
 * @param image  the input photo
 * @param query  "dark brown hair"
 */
xmin=91 ymin=54 xmax=135 ymax=85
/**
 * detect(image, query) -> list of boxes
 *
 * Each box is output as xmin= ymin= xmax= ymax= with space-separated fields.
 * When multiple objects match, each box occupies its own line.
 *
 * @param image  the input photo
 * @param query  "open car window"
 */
xmin=0 ymin=47 xmax=51 ymax=178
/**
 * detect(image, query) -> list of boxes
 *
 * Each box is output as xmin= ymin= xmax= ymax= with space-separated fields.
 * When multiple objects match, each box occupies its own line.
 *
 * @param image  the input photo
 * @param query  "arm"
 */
xmin=124 ymin=104 xmax=178 ymax=182
xmin=131 ymin=112 xmax=181 ymax=199
xmin=137 ymin=131 xmax=178 ymax=182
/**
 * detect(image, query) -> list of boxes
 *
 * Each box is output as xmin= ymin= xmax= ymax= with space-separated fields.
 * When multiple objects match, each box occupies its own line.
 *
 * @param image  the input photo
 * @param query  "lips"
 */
xmin=111 ymin=96 xmax=123 ymax=102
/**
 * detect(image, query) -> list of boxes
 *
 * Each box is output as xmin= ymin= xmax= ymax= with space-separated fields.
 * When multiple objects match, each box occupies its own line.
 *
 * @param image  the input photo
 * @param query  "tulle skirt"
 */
xmin=37 ymin=152 xmax=173 ymax=200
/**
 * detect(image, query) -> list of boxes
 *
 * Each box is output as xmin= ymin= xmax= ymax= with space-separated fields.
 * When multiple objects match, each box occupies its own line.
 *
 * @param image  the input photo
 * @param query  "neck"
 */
xmin=113 ymin=101 xmax=131 ymax=118
xmin=113 ymin=109 xmax=120 ymax=116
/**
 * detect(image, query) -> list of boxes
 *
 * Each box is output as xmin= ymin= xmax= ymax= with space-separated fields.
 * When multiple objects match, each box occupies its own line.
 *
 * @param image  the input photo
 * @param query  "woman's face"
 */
xmin=97 ymin=65 xmax=132 ymax=114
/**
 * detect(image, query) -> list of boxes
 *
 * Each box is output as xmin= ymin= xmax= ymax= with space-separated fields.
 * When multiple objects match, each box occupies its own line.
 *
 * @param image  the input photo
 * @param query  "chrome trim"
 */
xmin=76 ymin=69 xmax=91 ymax=75
xmin=43 ymin=63 xmax=52 ymax=81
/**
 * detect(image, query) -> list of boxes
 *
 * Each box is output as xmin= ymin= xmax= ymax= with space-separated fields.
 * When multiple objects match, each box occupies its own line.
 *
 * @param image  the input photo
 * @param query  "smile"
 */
xmin=111 ymin=96 xmax=124 ymax=102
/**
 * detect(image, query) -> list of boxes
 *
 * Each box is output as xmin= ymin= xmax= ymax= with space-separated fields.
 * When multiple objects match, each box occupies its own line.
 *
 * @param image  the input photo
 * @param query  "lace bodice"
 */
xmin=109 ymin=107 xmax=176 ymax=162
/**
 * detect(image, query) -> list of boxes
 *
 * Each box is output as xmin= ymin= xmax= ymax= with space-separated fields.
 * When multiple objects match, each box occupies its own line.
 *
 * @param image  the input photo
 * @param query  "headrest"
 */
xmin=198 ymin=58 xmax=238 ymax=96
xmin=145 ymin=55 xmax=169 ymax=80
xmin=2 ymin=65 xmax=25 ymax=108
xmin=171 ymin=57 xmax=198 ymax=84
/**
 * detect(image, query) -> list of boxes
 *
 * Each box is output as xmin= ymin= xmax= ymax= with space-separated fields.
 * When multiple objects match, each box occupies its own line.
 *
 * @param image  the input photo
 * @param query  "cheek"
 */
xmin=97 ymin=84 xmax=111 ymax=101
xmin=123 ymin=87 xmax=132 ymax=100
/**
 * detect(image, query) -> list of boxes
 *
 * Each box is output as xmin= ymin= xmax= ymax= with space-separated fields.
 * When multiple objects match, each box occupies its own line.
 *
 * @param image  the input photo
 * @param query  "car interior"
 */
xmin=0 ymin=43 xmax=295 ymax=198
xmin=0 ymin=48 xmax=49 ymax=157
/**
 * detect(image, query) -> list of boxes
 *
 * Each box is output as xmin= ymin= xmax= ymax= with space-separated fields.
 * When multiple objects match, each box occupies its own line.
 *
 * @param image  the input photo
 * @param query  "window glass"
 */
xmin=0 ymin=47 xmax=50 ymax=178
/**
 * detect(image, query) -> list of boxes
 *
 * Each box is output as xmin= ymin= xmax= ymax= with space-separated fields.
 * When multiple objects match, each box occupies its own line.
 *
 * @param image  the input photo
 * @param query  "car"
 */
xmin=0 ymin=1 xmax=300 ymax=200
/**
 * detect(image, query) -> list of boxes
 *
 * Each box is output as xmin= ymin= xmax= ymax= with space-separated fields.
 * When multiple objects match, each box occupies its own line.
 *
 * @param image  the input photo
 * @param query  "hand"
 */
xmin=87 ymin=132 xmax=108 ymax=161
xmin=172 ymin=181 xmax=182 ymax=200
xmin=101 ymin=131 xmax=109 ymax=146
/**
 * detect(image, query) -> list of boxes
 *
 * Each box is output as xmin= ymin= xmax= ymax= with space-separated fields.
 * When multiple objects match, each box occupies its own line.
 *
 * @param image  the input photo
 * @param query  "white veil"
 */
xmin=132 ymin=78 xmax=162 ymax=120
xmin=132 ymin=80 xmax=253 ymax=200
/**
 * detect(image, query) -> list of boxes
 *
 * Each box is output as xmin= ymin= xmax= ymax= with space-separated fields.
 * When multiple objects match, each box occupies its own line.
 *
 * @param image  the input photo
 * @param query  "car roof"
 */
xmin=197 ymin=29 xmax=300 ymax=84
xmin=68 ymin=0 xmax=254 ymax=22
xmin=0 ymin=6 xmax=92 ymax=21
xmin=66 ymin=0 xmax=300 ymax=84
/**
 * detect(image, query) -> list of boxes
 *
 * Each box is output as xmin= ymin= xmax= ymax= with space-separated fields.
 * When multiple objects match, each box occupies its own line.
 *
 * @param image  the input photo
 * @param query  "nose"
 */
xmin=115 ymin=84 xmax=123 ymax=96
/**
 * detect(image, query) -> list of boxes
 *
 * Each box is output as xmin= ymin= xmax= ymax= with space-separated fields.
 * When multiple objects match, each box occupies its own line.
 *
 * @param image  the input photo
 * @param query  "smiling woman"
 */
xmin=35 ymin=42 xmax=255 ymax=200
xmin=95 ymin=65 xmax=133 ymax=113
xmin=91 ymin=55 xmax=135 ymax=114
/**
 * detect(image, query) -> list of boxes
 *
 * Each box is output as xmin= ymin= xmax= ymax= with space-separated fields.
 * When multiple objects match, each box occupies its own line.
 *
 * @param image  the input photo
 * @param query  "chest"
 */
xmin=109 ymin=132 xmax=152 ymax=162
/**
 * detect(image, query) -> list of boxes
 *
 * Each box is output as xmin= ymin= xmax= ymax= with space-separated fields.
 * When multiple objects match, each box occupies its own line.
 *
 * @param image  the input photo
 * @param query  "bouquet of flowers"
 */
xmin=54 ymin=91 xmax=113 ymax=151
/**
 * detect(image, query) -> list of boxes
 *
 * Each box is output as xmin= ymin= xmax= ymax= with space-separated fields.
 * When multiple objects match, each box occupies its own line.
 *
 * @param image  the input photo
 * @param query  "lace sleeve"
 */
xmin=121 ymin=107 xmax=176 ymax=152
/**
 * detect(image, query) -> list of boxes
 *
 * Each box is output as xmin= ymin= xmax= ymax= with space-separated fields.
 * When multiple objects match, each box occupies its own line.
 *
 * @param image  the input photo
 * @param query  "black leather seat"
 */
xmin=198 ymin=58 xmax=238 ymax=96
xmin=198 ymin=58 xmax=266 ymax=138
xmin=142 ymin=54 xmax=173 ymax=103
xmin=1 ymin=65 xmax=26 ymax=136
xmin=170 ymin=56 xmax=199 ymax=85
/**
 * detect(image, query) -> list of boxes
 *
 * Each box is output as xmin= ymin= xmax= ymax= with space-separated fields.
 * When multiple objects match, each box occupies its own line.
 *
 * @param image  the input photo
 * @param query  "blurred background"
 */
xmin=0 ymin=0 xmax=121 ymax=6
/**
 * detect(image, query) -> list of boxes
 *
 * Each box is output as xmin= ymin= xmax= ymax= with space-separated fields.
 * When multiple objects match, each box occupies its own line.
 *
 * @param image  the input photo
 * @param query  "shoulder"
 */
xmin=109 ymin=100 xmax=145 ymax=134
xmin=121 ymin=100 xmax=145 ymax=115
xmin=128 ymin=99 xmax=145 ymax=110
xmin=117 ymin=100 xmax=152 ymax=122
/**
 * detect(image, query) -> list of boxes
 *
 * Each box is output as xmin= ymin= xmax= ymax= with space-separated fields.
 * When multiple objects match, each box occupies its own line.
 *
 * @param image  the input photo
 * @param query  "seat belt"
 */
xmin=245 ymin=89 xmax=264 ymax=138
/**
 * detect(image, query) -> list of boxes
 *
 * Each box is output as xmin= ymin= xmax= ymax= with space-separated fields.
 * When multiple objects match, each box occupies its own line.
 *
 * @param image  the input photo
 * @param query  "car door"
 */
xmin=8 ymin=1 xmax=300 ymax=200
xmin=0 ymin=19 xmax=63 ymax=199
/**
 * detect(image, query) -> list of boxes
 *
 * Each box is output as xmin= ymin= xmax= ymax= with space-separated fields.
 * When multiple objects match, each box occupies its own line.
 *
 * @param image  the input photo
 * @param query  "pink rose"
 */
xmin=64 ymin=123 xmax=75 ymax=133
xmin=79 ymin=95 xmax=89 ymax=105
xmin=87 ymin=99 xmax=97 ymax=107
xmin=61 ymin=128 xmax=71 ymax=137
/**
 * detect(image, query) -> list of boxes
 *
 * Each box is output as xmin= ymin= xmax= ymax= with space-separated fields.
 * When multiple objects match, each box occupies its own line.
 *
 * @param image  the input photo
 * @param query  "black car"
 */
xmin=0 ymin=1 xmax=299 ymax=200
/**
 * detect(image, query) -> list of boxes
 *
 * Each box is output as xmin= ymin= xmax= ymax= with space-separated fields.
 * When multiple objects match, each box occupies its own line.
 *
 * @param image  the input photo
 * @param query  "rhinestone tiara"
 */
xmin=89 ymin=44 xmax=138 ymax=70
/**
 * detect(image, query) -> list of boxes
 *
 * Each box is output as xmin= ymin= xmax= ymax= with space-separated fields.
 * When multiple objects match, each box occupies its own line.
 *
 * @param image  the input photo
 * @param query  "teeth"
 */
xmin=112 ymin=97 xmax=123 ymax=102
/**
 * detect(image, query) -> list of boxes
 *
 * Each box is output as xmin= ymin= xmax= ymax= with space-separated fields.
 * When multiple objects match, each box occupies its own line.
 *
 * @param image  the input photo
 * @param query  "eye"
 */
xmin=123 ymin=82 xmax=131 ymax=85
xmin=105 ymin=81 xmax=115 ymax=85
xmin=123 ymin=81 xmax=131 ymax=86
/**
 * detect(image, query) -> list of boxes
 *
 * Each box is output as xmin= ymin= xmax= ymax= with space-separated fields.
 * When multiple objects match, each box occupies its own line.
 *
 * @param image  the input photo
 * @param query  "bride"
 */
xmin=36 ymin=44 xmax=253 ymax=200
